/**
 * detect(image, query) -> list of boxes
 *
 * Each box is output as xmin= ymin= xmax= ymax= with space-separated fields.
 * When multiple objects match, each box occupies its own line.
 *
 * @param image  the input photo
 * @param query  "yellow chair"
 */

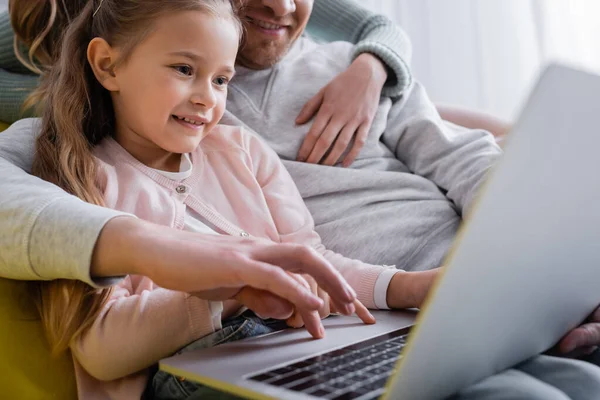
xmin=0 ymin=279 xmax=77 ymax=398
xmin=0 ymin=121 xmax=77 ymax=398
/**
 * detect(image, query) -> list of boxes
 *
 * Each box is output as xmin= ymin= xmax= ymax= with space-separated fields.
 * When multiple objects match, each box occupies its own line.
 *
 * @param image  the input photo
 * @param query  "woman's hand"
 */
xmin=285 ymin=274 xmax=376 ymax=338
xmin=295 ymin=53 xmax=387 ymax=167
xmin=91 ymin=217 xmax=358 ymax=323
xmin=386 ymin=269 xmax=441 ymax=309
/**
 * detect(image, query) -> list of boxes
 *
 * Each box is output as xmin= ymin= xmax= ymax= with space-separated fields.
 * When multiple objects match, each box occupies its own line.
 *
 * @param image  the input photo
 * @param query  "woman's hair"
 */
xmin=30 ymin=0 xmax=242 ymax=355
xmin=9 ymin=0 xmax=86 ymax=73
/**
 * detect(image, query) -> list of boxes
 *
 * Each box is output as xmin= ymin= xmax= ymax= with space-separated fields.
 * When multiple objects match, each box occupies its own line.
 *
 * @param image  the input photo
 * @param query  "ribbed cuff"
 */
xmin=354 ymin=265 xmax=389 ymax=309
xmin=28 ymin=196 xmax=134 ymax=287
xmin=186 ymin=295 xmax=218 ymax=340
xmin=353 ymin=41 xmax=412 ymax=98
xmin=374 ymin=267 xmax=403 ymax=310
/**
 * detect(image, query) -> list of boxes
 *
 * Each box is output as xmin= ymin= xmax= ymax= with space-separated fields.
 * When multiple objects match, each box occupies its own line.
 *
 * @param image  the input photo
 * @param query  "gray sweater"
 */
xmin=222 ymin=38 xmax=501 ymax=271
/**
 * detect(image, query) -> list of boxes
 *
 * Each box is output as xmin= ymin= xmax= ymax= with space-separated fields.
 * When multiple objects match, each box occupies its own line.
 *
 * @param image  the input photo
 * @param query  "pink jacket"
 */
xmin=72 ymin=125 xmax=389 ymax=399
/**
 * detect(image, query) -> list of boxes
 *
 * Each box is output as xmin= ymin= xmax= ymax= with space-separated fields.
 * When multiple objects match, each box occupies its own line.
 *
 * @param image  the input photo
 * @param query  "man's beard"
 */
xmin=236 ymin=37 xmax=292 ymax=70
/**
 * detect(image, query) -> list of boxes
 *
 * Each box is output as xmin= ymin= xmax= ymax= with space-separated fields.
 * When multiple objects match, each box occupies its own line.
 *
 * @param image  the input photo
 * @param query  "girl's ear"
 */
xmin=87 ymin=38 xmax=119 ymax=92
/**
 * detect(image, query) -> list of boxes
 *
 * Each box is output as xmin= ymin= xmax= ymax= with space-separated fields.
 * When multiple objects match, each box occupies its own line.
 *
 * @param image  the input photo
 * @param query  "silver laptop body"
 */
xmin=160 ymin=64 xmax=600 ymax=400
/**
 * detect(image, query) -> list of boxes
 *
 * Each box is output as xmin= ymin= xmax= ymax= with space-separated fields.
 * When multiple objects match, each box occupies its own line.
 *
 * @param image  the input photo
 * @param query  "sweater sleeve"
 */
xmin=381 ymin=82 xmax=502 ymax=216
xmin=306 ymin=0 xmax=412 ymax=97
xmin=0 ymin=118 xmax=129 ymax=287
xmin=245 ymin=130 xmax=392 ymax=309
xmin=71 ymin=276 xmax=214 ymax=381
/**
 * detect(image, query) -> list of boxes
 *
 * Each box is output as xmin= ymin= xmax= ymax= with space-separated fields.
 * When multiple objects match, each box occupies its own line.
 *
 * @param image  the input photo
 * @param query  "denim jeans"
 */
xmin=149 ymin=311 xmax=288 ymax=400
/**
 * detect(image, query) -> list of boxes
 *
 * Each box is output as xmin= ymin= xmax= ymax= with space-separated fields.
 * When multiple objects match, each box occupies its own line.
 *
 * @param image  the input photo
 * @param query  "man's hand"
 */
xmin=557 ymin=305 xmax=600 ymax=357
xmin=295 ymin=53 xmax=387 ymax=167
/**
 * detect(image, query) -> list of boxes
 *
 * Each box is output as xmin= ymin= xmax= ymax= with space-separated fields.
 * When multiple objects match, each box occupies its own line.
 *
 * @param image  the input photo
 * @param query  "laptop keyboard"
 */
xmin=249 ymin=327 xmax=411 ymax=399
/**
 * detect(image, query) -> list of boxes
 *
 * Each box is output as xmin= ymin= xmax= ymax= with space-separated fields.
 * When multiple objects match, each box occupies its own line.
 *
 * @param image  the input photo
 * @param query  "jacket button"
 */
xmin=240 ymin=231 xmax=249 ymax=237
xmin=176 ymin=185 xmax=188 ymax=194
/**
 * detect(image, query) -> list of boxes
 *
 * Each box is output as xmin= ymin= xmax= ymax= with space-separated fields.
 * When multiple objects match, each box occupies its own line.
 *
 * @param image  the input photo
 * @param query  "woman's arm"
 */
xmin=307 ymin=0 xmax=412 ymax=97
xmin=0 ymin=119 xmax=130 ymax=285
xmin=0 ymin=120 xmax=356 ymax=319
xmin=0 ymin=11 xmax=39 ymax=123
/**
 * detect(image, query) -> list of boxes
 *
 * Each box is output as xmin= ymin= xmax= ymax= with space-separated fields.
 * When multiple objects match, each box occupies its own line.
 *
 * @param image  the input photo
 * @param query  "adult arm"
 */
xmin=296 ymin=0 xmax=414 ymax=167
xmin=0 ymin=119 xmax=128 ymax=285
xmin=0 ymin=119 xmax=356 ymax=315
xmin=307 ymin=0 xmax=412 ymax=97
xmin=381 ymin=82 xmax=503 ymax=216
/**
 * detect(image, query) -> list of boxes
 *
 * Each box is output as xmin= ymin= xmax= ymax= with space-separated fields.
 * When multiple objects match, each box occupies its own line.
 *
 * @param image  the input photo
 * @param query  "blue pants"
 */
xmin=149 ymin=311 xmax=287 ymax=400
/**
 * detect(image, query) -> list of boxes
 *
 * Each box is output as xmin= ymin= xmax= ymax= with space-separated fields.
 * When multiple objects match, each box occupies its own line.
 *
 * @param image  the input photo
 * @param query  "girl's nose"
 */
xmin=190 ymin=84 xmax=217 ymax=109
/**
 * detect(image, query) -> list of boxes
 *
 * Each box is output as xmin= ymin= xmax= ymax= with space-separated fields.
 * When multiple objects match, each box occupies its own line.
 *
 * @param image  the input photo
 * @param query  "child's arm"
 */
xmin=381 ymin=81 xmax=503 ymax=216
xmin=71 ymin=276 xmax=215 ymax=381
xmin=245 ymin=130 xmax=435 ymax=310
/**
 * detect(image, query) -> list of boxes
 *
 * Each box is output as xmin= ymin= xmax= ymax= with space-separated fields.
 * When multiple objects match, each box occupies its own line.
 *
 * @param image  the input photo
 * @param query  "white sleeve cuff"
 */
xmin=373 ymin=266 xmax=403 ymax=309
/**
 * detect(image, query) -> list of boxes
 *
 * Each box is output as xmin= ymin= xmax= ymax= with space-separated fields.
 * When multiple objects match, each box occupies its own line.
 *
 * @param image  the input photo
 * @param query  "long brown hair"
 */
xmin=31 ymin=0 xmax=242 ymax=355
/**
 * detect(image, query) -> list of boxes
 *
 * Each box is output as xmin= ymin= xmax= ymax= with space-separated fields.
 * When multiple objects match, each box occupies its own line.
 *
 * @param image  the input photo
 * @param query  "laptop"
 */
xmin=160 ymin=64 xmax=600 ymax=400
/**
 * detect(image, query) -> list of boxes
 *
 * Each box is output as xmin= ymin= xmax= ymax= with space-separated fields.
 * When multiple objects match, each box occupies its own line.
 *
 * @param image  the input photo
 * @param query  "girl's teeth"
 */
xmin=176 ymin=116 xmax=203 ymax=126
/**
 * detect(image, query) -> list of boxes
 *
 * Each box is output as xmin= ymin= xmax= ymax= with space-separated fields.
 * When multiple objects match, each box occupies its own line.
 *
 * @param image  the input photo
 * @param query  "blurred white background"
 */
xmin=362 ymin=0 xmax=600 ymax=121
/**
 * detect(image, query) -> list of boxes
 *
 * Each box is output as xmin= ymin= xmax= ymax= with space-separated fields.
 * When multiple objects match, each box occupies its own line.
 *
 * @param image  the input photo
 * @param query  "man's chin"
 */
xmin=237 ymin=45 xmax=290 ymax=70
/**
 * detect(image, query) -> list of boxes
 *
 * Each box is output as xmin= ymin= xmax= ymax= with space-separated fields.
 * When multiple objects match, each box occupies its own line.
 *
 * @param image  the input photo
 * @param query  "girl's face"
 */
xmin=102 ymin=11 xmax=239 ymax=166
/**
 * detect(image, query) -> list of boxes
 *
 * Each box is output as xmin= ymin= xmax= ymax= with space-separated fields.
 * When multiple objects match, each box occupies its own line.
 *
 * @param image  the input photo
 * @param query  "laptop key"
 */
xmin=250 ymin=372 xmax=276 ymax=382
xmin=268 ymin=370 xmax=316 ymax=387
xmin=357 ymin=377 xmax=388 ymax=391
xmin=310 ymin=388 xmax=335 ymax=397
xmin=331 ymin=389 xmax=371 ymax=400
xmin=288 ymin=378 xmax=326 ymax=392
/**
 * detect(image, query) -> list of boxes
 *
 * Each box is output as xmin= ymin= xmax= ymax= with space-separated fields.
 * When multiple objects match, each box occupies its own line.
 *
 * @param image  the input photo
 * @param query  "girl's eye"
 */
xmin=214 ymin=76 xmax=229 ymax=86
xmin=173 ymin=65 xmax=193 ymax=76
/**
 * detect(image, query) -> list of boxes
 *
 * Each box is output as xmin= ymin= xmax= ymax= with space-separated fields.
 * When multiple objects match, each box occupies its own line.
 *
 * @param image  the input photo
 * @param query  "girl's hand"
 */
xmin=295 ymin=53 xmax=387 ymax=167
xmin=286 ymin=274 xmax=376 ymax=338
xmin=386 ymin=269 xmax=441 ymax=309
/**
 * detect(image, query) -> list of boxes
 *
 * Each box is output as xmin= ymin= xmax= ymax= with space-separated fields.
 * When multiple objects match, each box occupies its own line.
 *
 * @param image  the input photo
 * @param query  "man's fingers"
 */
xmin=559 ymin=323 xmax=600 ymax=354
xmin=322 ymin=123 xmax=356 ymax=166
xmin=297 ymin=112 xmax=330 ymax=162
xmin=342 ymin=122 xmax=370 ymax=167
xmin=296 ymin=88 xmax=324 ymax=125
xmin=305 ymin=120 xmax=343 ymax=164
